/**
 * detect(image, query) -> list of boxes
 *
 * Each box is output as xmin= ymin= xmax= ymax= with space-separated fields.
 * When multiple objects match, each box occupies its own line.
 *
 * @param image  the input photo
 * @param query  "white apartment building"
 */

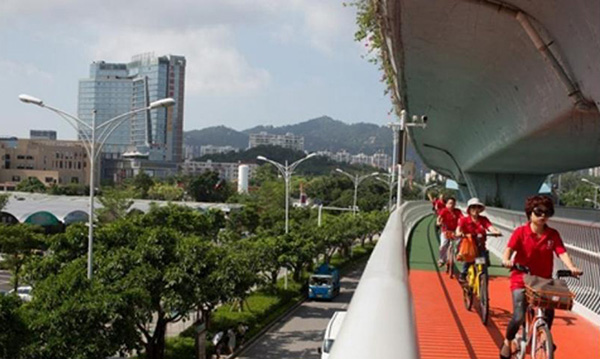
xmin=200 ymin=145 xmax=238 ymax=157
xmin=180 ymin=160 xmax=257 ymax=184
xmin=248 ymin=132 xmax=304 ymax=152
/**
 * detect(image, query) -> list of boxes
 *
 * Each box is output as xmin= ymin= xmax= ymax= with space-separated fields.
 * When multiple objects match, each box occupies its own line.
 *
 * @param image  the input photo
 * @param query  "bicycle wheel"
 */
xmin=479 ymin=273 xmax=489 ymax=325
xmin=463 ymin=286 xmax=473 ymax=311
xmin=446 ymin=244 xmax=455 ymax=278
xmin=532 ymin=324 xmax=553 ymax=359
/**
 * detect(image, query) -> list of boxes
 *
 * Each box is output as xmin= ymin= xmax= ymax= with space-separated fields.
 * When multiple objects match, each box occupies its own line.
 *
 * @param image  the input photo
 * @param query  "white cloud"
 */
xmin=0 ymin=59 xmax=54 ymax=82
xmin=90 ymin=26 xmax=270 ymax=95
xmin=292 ymin=0 xmax=356 ymax=55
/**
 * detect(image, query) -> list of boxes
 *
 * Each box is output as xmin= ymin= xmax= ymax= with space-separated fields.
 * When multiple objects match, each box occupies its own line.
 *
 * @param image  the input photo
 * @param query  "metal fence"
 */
xmin=329 ymin=201 xmax=432 ymax=359
xmin=481 ymin=207 xmax=600 ymax=325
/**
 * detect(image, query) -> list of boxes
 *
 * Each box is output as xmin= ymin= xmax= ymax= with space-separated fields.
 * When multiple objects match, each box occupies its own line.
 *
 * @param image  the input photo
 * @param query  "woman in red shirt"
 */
xmin=499 ymin=195 xmax=582 ymax=359
xmin=455 ymin=197 xmax=502 ymax=281
xmin=436 ymin=197 xmax=463 ymax=267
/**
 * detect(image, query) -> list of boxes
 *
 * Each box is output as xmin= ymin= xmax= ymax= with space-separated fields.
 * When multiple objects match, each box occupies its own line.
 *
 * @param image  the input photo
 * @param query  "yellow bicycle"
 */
xmin=461 ymin=233 xmax=501 ymax=325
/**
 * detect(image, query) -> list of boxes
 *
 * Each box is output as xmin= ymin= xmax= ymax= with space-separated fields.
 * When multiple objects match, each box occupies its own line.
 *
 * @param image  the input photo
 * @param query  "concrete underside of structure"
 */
xmin=385 ymin=0 xmax=600 ymax=208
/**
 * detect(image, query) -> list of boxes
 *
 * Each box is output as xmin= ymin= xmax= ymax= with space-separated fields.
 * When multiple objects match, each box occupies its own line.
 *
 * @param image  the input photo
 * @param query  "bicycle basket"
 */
xmin=524 ymin=275 xmax=574 ymax=311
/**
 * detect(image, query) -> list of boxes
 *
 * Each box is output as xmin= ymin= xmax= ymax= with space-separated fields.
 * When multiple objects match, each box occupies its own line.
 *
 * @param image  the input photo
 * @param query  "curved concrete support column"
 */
xmin=466 ymin=173 xmax=547 ymax=210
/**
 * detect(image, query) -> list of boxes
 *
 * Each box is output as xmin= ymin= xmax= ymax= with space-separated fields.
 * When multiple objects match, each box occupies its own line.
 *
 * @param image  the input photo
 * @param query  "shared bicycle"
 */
xmin=509 ymin=264 xmax=579 ymax=359
xmin=443 ymin=231 xmax=457 ymax=279
xmin=460 ymin=233 xmax=501 ymax=325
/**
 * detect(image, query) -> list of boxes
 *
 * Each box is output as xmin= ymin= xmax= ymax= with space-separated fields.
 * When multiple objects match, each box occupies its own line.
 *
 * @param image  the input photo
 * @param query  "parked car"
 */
xmin=8 ymin=286 xmax=33 ymax=302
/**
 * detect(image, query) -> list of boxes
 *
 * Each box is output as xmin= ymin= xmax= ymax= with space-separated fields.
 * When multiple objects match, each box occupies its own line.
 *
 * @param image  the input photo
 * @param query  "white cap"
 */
xmin=467 ymin=197 xmax=485 ymax=211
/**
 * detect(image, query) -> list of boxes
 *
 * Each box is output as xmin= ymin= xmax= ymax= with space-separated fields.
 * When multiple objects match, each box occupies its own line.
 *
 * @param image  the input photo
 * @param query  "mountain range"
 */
xmin=184 ymin=116 xmax=397 ymax=156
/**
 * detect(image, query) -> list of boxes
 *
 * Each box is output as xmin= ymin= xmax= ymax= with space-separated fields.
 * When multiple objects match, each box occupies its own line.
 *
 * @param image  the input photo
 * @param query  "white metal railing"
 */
xmin=481 ymin=206 xmax=600 ymax=325
xmin=330 ymin=201 xmax=432 ymax=359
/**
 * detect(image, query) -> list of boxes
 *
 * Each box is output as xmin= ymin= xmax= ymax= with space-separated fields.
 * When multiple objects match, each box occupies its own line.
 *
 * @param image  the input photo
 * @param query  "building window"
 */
xmin=26 ymin=155 xmax=33 ymax=160
xmin=12 ymin=176 xmax=20 ymax=182
xmin=17 ymin=155 xmax=25 ymax=159
xmin=71 ymin=177 xmax=79 ymax=184
xmin=59 ymin=161 xmax=63 ymax=168
xmin=45 ymin=177 xmax=54 ymax=183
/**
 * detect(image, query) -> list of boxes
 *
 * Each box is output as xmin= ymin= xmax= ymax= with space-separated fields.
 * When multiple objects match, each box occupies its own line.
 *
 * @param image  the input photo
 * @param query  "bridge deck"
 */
xmin=408 ymin=216 xmax=600 ymax=359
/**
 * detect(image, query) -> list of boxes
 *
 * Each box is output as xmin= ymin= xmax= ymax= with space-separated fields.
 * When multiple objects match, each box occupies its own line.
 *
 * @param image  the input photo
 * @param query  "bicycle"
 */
xmin=460 ymin=233 xmax=501 ymax=325
xmin=443 ymin=231 xmax=457 ymax=279
xmin=509 ymin=264 xmax=580 ymax=359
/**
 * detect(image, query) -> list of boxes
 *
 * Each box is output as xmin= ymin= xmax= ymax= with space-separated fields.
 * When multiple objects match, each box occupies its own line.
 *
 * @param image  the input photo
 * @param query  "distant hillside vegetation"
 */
xmin=183 ymin=115 xmax=422 ymax=170
xmin=183 ymin=126 xmax=248 ymax=150
xmin=197 ymin=145 xmax=379 ymax=177
xmin=243 ymin=116 xmax=393 ymax=155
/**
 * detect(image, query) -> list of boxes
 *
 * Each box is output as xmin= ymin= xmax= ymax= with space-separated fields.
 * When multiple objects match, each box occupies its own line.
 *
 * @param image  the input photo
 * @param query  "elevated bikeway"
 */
xmin=408 ymin=214 xmax=600 ymax=359
xmin=329 ymin=201 xmax=600 ymax=359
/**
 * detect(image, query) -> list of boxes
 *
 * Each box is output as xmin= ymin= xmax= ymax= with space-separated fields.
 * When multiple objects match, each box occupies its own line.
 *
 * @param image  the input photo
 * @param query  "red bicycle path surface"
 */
xmin=408 ymin=215 xmax=600 ymax=359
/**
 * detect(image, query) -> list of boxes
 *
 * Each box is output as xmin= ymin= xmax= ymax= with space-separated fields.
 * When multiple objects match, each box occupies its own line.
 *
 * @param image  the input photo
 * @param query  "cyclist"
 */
xmin=456 ymin=197 xmax=502 ymax=282
xmin=499 ymin=195 xmax=582 ymax=359
xmin=428 ymin=192 xmax=446 ymax=214
xmin=436 ymin=197 xmax=463 ymax=267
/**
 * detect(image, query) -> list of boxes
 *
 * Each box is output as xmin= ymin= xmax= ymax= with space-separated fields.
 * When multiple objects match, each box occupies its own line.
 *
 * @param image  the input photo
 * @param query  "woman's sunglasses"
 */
xmin=532 ymin=207 xmax=553 ymax=218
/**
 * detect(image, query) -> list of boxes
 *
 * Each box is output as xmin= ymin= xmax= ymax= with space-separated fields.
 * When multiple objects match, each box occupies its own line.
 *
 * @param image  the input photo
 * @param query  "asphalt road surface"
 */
xmin=0 ymin=270 xmax=12 ymax=292
xmin=238 ymin=262 xmax=366 ymax=359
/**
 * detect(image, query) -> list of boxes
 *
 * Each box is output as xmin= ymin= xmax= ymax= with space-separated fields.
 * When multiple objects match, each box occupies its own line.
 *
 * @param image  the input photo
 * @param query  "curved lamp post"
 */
xmin=581 ymin=178 xmax=600 ymax=209
xmin=19 ymin=94 xmax=175 ymax=279
xmin=335 ymin=169 xmax=379 ymax=215
xmin=257 ymin=153 xmax=316 ymax=289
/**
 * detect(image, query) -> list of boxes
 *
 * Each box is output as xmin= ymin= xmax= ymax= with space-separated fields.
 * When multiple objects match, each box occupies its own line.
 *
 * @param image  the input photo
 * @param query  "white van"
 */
xmin=318 ymin=311 xmax=346 ymax=359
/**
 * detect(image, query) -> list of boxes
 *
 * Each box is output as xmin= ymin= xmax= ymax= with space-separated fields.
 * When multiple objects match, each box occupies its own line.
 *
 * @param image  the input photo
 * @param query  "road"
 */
xmin=0 ymin=270 xmax=12 ymax=292
xmin=237 ymin=263 xmax=365 ymax=359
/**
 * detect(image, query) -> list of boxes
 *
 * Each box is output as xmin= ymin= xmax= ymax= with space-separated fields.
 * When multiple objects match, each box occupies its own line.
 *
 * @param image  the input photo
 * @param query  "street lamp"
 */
xmin=412 ymin=182 xmax=438 ymax=201
xmin=376 ymin=173 xmax=398 ymax=212
xmin=584 ymin=198 xmax=600 ymax=209
xmin=19 ymin=94 xmax=175 ymax=279
xmin=257 ymin=153 xmax=316 ymax=234
xmin=388 ymin=109 xmax=427 ymax=208
xmin=581 ymin=178 xmax=600 ymax=209
xmin=335 ymin=169 xmax=379 ymax=215
xmin=257 ymin=153 xmax=316 ymax=289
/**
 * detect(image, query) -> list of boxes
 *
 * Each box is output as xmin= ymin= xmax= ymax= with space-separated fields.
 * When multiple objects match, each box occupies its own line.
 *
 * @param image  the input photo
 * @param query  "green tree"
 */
xmin=96 ymin=188 xmax=134 ymax=223
xmin=560 ymin=184 xmax=595 ymax=207
xmin=23 ymin=259 xmax=138 ymax=359
xmin=0 ymin=295 xmax=29 ymax=358
xmin=131 ymin=172 xmax=155 ymax=199
xmin=0 ymin=194 xmax=8 ymax=211
xmin=15 ymin=178 xmax=46 ymax=193
xmin=187 ymin=171 xmax=233 ymax=203
xmin=220 ymin=239 xmax=262 ymax=311
xmin=253 ymin=235 xmax=287 ymax=287
xmin=0 ymin=224 xmax=44 ymax=291
xmin=147 ymin=183 xmax=184 ymax=201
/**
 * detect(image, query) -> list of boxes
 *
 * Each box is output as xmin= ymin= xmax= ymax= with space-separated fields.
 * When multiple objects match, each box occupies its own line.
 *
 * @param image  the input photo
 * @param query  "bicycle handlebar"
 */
xmin=510 ymin=264 xmax=582 ymax=279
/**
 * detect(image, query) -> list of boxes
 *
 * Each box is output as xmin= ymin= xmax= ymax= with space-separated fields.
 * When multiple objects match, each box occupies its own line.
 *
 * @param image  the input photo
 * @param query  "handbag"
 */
xmin=457 ymin=234 xmax=477 ymax=262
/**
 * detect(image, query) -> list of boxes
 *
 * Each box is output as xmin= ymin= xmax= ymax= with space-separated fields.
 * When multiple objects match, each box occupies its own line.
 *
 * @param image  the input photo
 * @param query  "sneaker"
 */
xmin=437 ymin=260 xmax=445 ymax=267
xmin=459 ymin=273 xmax=467 ymax=282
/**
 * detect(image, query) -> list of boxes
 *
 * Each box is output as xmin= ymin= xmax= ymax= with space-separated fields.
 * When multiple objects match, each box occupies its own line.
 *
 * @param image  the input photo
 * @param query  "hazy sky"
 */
xmin=0 ymin=0 xmax=392 ymax=140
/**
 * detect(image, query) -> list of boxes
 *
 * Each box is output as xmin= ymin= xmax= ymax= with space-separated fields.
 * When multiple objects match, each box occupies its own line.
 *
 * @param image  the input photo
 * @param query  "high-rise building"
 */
xmin=78 ymin=53 xmax=186 ymax=163
xmin=30 ymin=130 xmax=57 ymax=140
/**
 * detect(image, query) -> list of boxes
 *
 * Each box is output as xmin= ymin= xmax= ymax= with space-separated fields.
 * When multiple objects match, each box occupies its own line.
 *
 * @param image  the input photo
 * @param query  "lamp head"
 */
xmin=19 ymin=94 xmax=43 ymax=106
xmin=149 ymin=98 xmax=175 ymax=109
xmin=256 ymin=156 xmax=267 ymax=161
